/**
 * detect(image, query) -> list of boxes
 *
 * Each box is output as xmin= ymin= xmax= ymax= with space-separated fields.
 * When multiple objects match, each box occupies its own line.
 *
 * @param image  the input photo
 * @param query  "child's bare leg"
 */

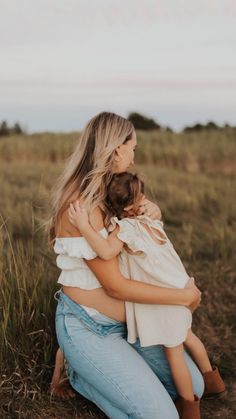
xmin=165 ymin=344 xmax=194 ymax=401
xmin=185 ymin=329 xmax=212 ymax=373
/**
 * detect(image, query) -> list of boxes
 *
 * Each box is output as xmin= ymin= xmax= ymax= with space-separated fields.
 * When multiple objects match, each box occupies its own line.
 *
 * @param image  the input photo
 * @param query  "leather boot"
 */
xmin=203 ymin=366 xmax=225 ymax=397
xmin=175 ymin=395 xmax=201 ymax=419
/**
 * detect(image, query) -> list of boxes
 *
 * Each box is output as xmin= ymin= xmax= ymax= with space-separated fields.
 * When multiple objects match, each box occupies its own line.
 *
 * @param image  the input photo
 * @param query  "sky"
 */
xmin=0 ymin=0 xmax=236 ymax=132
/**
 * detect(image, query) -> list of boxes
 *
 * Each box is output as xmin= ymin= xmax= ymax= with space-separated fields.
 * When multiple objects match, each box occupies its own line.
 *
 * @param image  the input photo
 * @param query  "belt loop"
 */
xmin=54 ymin=287 xmax=63 ymax=302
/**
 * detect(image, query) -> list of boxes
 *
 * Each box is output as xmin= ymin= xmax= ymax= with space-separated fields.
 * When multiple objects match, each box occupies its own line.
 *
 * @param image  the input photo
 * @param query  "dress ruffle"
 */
xmin=108 ymin=217 xmax=148 ymax=254
xmin=108 ymin=215 xmax=167 ymax=254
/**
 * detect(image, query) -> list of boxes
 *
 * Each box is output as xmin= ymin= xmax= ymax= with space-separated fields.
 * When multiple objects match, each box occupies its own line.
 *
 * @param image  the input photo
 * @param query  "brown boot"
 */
xmin=175 ymin=395 xmax=201 ymax=419
xmin=203 ymin=366 xmax=225 ymax=397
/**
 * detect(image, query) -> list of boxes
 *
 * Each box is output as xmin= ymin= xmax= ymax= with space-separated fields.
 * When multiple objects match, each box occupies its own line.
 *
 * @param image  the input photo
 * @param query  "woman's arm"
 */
xmin=67 ymin=202 xmax=201 ymax=308
xmin=85 ymin=257 xmax=201 ymax=308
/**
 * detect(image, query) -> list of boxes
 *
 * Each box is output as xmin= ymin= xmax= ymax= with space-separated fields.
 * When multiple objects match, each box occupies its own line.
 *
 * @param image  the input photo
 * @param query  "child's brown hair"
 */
xmin=105 ymin=172 xmax=144 ymax=219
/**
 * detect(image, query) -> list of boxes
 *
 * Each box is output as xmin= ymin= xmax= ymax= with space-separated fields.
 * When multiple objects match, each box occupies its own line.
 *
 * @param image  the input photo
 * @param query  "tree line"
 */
xmin=0 ymin=114 xmax=234 ymax=136
xmin=0 ymin=120 xmax=24 ymax=136
xmin=127 ymin=113 xmax=233 ymax=132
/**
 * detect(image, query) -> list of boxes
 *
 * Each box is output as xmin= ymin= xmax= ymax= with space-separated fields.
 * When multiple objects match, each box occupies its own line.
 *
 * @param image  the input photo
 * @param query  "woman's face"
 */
xmin=113 ymin=130 xmax=137 ymax=173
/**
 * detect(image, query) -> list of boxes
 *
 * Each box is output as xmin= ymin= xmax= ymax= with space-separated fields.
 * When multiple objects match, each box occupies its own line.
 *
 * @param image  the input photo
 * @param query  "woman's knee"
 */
xmin=192 ymin=368 xmax=204 ymax=398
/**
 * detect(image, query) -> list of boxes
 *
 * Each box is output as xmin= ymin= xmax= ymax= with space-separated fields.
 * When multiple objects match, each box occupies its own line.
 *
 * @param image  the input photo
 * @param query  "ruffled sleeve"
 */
xmin=54 ymin=237 xmax=97 ymax=260
xmin=108 ymin=217 xmax=148 ymax=254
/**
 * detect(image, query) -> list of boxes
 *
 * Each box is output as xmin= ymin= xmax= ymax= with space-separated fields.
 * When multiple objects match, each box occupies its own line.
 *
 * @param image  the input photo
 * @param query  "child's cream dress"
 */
xmin=108 ymin=215 xmax=192 ymax=348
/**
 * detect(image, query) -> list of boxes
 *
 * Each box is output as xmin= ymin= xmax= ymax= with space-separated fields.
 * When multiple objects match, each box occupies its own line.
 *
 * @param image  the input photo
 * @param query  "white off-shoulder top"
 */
xmin=54 ymin=228 xmax=108 ymax=317
xmin=54 ymin=228 xmax=108 ymax=289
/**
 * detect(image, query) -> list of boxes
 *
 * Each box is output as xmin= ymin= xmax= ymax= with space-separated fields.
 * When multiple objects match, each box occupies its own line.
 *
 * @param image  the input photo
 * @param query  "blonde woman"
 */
xmin=49 ymin=112 xmax=203 ymax=418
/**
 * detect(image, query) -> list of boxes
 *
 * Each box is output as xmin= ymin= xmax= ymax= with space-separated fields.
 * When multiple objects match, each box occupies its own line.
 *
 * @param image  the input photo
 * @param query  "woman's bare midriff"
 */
xmin=57 ymin=207 xmax=126 ymax=323
xmin=62 ymin=286 xmax=126 ymax=322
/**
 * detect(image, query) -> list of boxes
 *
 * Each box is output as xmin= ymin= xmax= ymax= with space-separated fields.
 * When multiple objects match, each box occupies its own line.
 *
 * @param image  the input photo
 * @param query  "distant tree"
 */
xmin=165 ymin=126 xmax=173 ymax=133
xmin=0 ymin=120 xmax=25 ymax=136
xmin=223 ymin=123 xmax=236 ymax=130
xmin=183 ymin=121 xmax=219 ymax=133
xmin=128 ymin=112 xmax=161 ymax=130
xmin=205 ymin=121 xmax=218 ymax=130
xmin=0 ymin=120 xmax=10 ymax=136
xmin=183 ymin=123 xmax=204 ymax=133
xmin=12 ymin=122 xmax=23 ymax=135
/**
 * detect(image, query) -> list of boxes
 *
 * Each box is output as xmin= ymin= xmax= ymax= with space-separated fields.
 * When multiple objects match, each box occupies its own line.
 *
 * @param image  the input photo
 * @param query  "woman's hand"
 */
xmin=184 ymin=277 xmax=202 ymax=312
xmin=141 ymin=198 xmax=162 ymax=219
xmin=124 ymin=197 xmax=162 ymax=219
xmin=68 ymin=200 xmax=90 ymax=232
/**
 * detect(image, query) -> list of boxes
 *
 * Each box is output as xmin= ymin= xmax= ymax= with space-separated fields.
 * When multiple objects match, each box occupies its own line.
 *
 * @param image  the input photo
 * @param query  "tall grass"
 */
xmin=0 ymin=128 xmax=236 ymax=172
xmin=0 ymin=129 xmax=236 ymax=417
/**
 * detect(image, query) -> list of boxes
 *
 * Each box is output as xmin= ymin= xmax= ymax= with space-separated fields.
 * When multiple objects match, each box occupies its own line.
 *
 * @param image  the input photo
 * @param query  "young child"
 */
xmin=68 ymin=172 xmax=225 ymax=418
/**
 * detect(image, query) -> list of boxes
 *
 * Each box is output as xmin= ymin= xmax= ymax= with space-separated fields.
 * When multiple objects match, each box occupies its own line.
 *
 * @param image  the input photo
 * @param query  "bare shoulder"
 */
xmin=56 ymin=207 xmax=82 ymax=237
xmin=89 ymin=206 xmax=105 ymax=231
xmin=56 ymin=203 xmax=105 ymax=237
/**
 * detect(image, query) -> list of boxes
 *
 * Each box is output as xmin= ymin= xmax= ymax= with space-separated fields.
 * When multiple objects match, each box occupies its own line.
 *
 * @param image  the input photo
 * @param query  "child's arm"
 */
xmin=68 ymin=201 xmax=124 ymax=260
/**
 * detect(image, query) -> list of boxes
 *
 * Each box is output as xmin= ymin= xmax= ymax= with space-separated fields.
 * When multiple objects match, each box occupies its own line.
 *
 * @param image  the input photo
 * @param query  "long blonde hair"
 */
xmin=49 ymin=111 xmax=134 ymax=242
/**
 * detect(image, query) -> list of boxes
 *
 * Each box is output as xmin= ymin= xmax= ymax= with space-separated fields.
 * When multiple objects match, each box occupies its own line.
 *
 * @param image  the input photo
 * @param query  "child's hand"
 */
xmin=68 ymin=200 xmax=89 ymax=232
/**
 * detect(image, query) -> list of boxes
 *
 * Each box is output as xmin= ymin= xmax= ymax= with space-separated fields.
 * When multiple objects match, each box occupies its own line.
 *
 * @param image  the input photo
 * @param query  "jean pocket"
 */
xmin=64 ymin=313 xmax=87 ymax=342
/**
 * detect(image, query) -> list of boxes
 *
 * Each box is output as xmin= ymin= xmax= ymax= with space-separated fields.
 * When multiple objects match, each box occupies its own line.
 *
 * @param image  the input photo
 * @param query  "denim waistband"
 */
xmin=55 ymin=289 xmax=127 ymax=337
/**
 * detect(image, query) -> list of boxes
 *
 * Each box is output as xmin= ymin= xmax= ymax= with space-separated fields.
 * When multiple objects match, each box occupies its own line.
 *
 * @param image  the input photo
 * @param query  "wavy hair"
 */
xmin=48 ymin=111 xmax=134 ymax=243
xmin=106 ymin=172 xmax=144 ymax=220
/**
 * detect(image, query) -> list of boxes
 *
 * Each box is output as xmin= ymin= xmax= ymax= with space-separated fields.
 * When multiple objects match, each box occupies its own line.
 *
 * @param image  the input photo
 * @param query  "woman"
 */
xmin=49 ymin=112 xmax=203 ymax=418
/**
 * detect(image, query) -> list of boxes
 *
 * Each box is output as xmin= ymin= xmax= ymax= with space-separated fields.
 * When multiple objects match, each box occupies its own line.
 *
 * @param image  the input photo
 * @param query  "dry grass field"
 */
xmin=0 ymin=129 xmax=236 ymax=418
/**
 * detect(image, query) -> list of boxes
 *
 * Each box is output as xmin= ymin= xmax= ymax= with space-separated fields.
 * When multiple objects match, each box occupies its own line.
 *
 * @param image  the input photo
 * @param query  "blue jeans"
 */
xmin=55 ymin=291 xmax=204 ymax=419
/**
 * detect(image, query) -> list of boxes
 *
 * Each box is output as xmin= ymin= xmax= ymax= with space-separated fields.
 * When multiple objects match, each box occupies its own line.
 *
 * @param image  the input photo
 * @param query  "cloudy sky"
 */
xmin=1 ymin=0 xmax=236 ymax=132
